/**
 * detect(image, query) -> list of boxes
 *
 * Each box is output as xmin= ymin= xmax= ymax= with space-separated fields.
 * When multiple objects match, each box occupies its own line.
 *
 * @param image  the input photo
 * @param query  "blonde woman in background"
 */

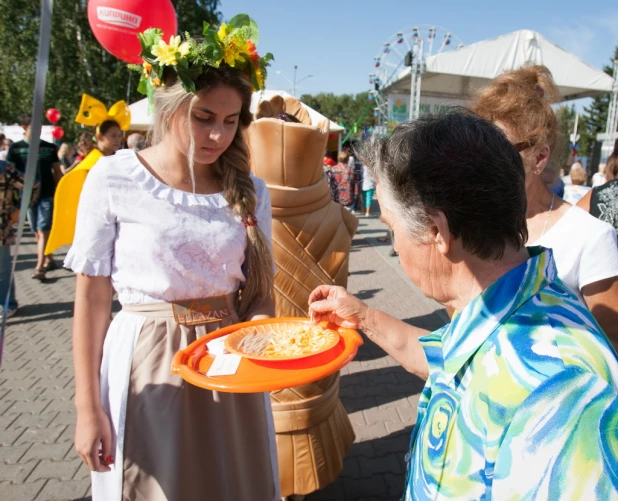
xmin=563 ymin=162 xmax=591 ymax=204
xmin=68 ymin=16 xmax=279 ymax=501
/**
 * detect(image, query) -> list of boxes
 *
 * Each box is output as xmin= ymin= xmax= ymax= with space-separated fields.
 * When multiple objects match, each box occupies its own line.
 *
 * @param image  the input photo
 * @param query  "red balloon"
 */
xmin=51 ymin=126 xmax=64 ymax=140
xmin=46 ymin=108 xmax=61 ymax=124
xmin=88 ymin=0 xmax=177 ymax=64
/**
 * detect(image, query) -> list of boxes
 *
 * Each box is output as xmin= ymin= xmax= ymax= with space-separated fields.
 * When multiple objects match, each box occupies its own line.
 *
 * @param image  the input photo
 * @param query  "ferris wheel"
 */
xmin=369 ymin=25 xmax=464 ymax=126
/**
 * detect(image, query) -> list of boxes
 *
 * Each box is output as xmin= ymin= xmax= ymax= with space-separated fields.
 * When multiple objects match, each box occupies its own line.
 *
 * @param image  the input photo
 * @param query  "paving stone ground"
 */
xmin=0 ymin=210 xmax=447 ymax=501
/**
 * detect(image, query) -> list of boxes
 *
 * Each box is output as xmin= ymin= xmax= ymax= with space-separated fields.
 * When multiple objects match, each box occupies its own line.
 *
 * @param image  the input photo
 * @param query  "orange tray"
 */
xmin=171 ymin=317 xmax=364 ymax=393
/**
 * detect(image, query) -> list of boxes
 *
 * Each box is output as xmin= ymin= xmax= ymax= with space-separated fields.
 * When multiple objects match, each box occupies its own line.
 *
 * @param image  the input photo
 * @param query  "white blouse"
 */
xmin=64 ymin=149 xmax=273 ymax=305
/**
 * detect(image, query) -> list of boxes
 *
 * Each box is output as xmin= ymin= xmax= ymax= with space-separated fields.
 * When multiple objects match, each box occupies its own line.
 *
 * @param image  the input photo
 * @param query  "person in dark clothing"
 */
xmin=6 ymin=114 xmax=62 ymax=280
xmin=345 ymin=147 xmax=362 ymax=212
xmin=579 ymin=152 xmax=618 ymax=231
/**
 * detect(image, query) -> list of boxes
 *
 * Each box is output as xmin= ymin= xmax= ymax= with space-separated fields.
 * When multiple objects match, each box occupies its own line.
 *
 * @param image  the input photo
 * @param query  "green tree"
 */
xmin=0 ymin=0 xmax=220 ymax=141
xmin=300 ymin=92 xmax=377 ymax=140
xmin=580 ymin=46 xmax=618 ymax=156
xmin=554 ymin=105 xmax=577 ymax=171
xmin=172 ymin=0 xmax=221 ymax=36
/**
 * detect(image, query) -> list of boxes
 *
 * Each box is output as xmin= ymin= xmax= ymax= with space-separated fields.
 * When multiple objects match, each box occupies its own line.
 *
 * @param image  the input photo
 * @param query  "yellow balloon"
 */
xmin=45 ymin=149 xmax=104 ymax=255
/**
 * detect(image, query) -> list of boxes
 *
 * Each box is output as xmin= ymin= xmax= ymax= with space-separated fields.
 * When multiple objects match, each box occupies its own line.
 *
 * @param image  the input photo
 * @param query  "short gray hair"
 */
xmin=361 ymin=132 xmax=433 ymax=239
xmin=127 ymin=132 xmax=147 ymax=151
xmin=359 ymin=111 xmax=528 ymax=260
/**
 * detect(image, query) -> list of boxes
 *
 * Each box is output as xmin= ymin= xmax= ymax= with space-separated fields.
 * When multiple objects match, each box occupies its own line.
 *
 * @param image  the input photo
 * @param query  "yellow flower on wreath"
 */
xmin=220 ymin=41 xmax=245 ymax=67
xmin=255 ymin=67 xmax=264 ymax=90
xmin=217 ymin=23 xmax=257 ymax=68
xmin=152 ymin=35 xmax=191 ymax=66
xmin=217 ymin=23 xmax=231 ymax=41
xmin=221 ymin=39 xmax=259 ymax=68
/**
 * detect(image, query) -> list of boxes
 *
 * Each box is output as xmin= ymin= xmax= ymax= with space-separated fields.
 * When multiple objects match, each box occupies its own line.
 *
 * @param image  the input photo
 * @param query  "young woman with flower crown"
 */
xmin=67 ymin=16 xmax=279 ymax=501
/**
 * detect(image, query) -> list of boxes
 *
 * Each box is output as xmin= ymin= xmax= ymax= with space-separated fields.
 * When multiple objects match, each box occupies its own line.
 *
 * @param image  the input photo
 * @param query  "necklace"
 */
xmin=153 ymin=145 xmax=193 ymax=187
xmin=540 ymin=192 xmax=555 ymax=238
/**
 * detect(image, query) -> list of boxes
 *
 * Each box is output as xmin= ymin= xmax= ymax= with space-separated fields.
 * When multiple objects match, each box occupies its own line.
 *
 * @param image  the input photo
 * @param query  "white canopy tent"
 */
xmin=128 ymin=90 xmax=345 ymax=133
xmin=0 ymin=124 xmax=54 ymax=144
xmin=385 ymin=29 xmax=615 ymax=101
xmin=128 ymin=98 xmax=151 ymax=132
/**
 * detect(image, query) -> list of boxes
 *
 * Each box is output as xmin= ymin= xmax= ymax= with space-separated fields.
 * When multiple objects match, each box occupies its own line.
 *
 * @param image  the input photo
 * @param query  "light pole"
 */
xmin=292 ymin=65 xmax=313 ymax=97
xmin=276 ymin=67 xmax=314 ymax=97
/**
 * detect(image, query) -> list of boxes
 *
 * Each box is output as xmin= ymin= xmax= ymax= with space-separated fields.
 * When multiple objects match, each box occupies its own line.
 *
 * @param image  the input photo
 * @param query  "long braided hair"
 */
xmin=152 ymin=66 xmax=274 ymax=319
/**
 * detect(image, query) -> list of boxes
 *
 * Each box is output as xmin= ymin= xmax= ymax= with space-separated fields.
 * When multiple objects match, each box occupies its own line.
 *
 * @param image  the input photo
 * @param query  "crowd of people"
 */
xmin=554 ymin=150 xmax=618 ymax=217
xmin=1 ymin=12 xmax=618 ymax=501
xmin=0 ymin=121 xmax=148 ymax=318
xmin=323 ymin=148 xmax=375 ymax=216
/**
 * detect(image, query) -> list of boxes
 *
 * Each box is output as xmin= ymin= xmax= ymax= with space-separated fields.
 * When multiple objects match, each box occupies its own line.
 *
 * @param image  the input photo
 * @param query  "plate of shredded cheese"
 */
xmin=224 ymin=322 xmax=340 ymax=361
xmin=172 ymin=317 xmax=364 ymax=392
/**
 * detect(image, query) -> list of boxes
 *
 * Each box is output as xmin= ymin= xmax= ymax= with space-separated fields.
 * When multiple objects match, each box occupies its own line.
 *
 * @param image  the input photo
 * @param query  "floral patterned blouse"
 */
xmin=405 ymin=247 xmax=618 ymax=500
xmin=330 ymin=163 xmax=354 ymax=207
xmin=0 ymin=164 xmax=35 ymax=246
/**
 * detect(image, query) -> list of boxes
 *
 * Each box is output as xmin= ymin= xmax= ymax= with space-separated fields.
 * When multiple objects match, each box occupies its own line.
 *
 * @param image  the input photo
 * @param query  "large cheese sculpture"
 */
xmin=248 ymin=94 xmax=358 ymax=497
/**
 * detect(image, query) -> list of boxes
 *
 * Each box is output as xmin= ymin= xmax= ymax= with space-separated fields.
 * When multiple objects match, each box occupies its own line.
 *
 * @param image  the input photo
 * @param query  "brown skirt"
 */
xmin=121 ymin=304 xmax=278 ymax=501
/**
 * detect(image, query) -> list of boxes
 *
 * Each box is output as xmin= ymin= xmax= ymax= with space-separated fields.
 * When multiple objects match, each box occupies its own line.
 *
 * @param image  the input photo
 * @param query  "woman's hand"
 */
xmin=75 ymin=407 xmax=114 ymax=472
xmin=308 ymin=285 xmax=369 ymax=329
xmin=310 ymin=284 xmax=431 ymax=379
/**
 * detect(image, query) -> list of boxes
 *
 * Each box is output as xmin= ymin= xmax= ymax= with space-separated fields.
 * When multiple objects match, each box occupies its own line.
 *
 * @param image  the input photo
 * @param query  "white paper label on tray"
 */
xmin=206 ymin=335 xmax=229 ymax=355
xmin=207 ymin=354 xmax=242 ymax=377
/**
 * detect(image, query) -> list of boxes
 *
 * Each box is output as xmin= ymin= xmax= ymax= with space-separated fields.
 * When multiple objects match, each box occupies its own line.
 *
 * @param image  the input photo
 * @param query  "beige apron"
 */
xmin=94 ymin=300 xmax=279 ymax=501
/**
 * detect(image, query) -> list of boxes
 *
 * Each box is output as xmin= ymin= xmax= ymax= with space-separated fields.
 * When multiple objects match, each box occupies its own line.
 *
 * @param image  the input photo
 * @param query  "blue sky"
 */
xmin=221 ymin=0 xmax=618 ymax=97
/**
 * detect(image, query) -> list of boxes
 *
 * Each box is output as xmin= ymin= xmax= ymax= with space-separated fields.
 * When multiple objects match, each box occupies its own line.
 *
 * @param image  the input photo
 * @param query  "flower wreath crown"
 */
xmin=129 ymin=14 xmax=273 ymax=107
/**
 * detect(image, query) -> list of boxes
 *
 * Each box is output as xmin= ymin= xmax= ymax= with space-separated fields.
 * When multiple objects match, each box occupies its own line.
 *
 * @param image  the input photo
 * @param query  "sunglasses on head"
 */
xmin=513 ymin=140 xmax=535 ymax=152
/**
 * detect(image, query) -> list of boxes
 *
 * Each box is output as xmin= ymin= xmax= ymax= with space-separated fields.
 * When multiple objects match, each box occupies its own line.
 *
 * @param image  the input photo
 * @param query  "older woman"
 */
xmin=310 ymin=112 xmax=618 ymax=500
